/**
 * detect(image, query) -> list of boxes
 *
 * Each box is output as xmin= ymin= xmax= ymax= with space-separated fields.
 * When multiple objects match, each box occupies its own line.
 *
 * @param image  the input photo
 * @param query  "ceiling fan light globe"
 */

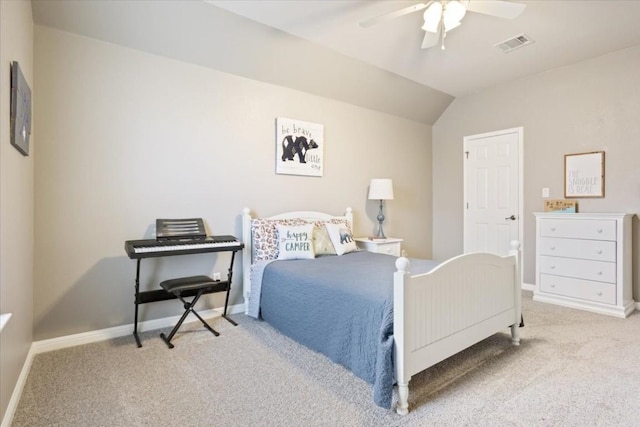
xmin=445 ymin=0 xmax=467 ymax=22
xmin=422 ymin=1 xmax=443 ymax=32
xmin=443 ymin=0 xmax=466 ymax=30
xmin=421 ymin=21 xmax=440 ymax=33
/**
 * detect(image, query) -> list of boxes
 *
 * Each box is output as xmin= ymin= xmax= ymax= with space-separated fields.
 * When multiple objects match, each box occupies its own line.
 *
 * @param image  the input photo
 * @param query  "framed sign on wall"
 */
xmin=564 ymin=151 xmax=605 ymax=198
xmin=276 ymin=117 xmax=324 ymax=177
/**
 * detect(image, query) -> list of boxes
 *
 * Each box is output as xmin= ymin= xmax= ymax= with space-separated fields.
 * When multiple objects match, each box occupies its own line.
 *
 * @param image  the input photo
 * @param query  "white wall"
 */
xmin=33 ymin=26 xmax=434 ymax=341
xmin=433 ymin=45 xmax=640 ymax=298
xmin=0 ymin=0 xmax=34 ymax=421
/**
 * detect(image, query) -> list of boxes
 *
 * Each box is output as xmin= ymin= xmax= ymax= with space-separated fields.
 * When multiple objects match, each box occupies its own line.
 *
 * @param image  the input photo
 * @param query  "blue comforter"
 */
xmin=256 ymin=251 xmax=439 ymax=408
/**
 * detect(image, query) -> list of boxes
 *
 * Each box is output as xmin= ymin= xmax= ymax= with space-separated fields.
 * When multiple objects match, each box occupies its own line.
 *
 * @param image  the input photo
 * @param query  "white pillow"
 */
xmin=325 ymin=222 xmax=358 ymax=256
xmin=276 ymin=223 xmax=316 ymax=260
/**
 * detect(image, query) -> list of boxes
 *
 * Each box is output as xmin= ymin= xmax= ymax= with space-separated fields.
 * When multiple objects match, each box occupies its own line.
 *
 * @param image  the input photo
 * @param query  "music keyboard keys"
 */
xmin=132 ymin=240 xmax=241 ymax=254
xmin=124 ymin=235 xmax=243 ymax=259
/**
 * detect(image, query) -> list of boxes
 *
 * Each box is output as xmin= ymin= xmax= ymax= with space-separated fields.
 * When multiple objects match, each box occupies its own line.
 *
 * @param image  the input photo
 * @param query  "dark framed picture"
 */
xmin=564 ymin=151 xmax=605 ymax=198
xmin=276 ymin=117 xmax=324 ymax=177
xmin=10 ymin=61 xmax=32 ymax=156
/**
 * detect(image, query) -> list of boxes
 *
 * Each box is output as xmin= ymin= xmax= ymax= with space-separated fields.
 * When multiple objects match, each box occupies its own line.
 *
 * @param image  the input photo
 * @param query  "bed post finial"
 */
xmin=344 ymin=207 xmax=353 ymax=228
xmin=395 ymin=257 xmax=410 ymax=273
xmin=509 ymin=240 xmax=522 ymax=345
xmin=242 ymin=208 xmax=253 ymax=315
xmin=509 ymin=240 xmax=521 ymax=272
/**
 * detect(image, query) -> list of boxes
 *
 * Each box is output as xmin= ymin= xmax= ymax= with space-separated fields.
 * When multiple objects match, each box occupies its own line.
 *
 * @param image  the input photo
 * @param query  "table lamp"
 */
xmin=368 ymin=179 xmax=394 ymax=239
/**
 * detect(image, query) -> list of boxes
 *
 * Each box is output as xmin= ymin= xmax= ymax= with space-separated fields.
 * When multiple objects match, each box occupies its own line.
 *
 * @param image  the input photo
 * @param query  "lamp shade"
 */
xmin=368 ymin=179 xmax=394 ymax=200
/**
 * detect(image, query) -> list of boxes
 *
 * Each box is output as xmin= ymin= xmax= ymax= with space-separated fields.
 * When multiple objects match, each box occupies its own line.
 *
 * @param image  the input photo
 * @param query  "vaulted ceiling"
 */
xmin=31 ymin=1 xmax=640 ymax=125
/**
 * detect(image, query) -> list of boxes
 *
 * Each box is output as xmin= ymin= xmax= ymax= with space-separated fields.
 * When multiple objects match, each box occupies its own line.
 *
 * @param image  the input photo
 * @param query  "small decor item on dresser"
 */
xmin=544 ymin=199 xmax=577 ymax=213
xmin=564 ymin=151 xmax=605 ymax=198
xmin=276 ymin=117 xmax=324 ymax=177
xmin=368 ymin=235 xmax=387 ymax=241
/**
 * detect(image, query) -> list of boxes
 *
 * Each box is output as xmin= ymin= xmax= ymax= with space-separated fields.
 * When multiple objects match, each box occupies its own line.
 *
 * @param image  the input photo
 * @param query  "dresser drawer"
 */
xmin=539 ymin=219 xmax=616 ymax=241
xmin=538 ymin=255 xmax=616 ymax=283
xmin=370 ymin=241 xmax=401 ymax=256
xmin=538 ymin=237 xmax=616 ymax=262
xmin=539 ymin=274 xmax=616 ymax=305
xmin=354 ymin=238 xmax=402 ymax=257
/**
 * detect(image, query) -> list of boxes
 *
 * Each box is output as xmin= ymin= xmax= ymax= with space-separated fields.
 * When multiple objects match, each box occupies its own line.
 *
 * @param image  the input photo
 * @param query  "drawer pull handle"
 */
xmin=597 ymin=271 xmax=603 ymax=275
xmin=550 ymin=227 xmax=556 ymax=232
xmin=550 ymin=246 xmax=556 ymax=251
xmin=597 ymin=229 xmax=603 ymax=233
xmin=550 ymin=265 xmax=555 ymax=270
xmin=597 ymin=291 xmax=603 ymax=296
xmin=596 ymin=250 xmax=603 ymax=255
xmin=550 ymin=284 xmax=556 ymax=288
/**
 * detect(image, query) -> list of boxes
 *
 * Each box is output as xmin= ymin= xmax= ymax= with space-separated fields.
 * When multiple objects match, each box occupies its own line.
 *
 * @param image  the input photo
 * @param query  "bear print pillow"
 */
xmin=325 ymin=222 xmax=358 ymax=256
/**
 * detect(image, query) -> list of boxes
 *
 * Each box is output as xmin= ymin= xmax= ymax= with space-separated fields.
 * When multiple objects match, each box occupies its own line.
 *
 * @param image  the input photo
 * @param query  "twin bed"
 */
xmin=241 ymin=207 xmax=522 ymax=415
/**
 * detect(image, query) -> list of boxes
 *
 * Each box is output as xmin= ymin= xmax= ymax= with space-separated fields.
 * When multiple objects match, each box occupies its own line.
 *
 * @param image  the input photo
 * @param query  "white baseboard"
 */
xmin=31 ymin=302 xmax=244 ymax=354
xmin=522 ymin=282 xmax=535 ymax=292
xmin=1 ymin=345 xmax=36 ymax=427
xmin=1 ymin=303 xmax=244 ymax=427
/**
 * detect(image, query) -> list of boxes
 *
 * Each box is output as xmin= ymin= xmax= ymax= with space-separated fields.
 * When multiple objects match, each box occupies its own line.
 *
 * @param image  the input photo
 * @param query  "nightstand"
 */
xmin=354 ymin=237 xmax=403 ymax=257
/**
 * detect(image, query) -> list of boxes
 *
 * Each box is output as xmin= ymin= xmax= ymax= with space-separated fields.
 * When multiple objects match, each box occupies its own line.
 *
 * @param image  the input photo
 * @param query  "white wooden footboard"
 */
xmin=393 ymin=242 xmax=522 ymax=415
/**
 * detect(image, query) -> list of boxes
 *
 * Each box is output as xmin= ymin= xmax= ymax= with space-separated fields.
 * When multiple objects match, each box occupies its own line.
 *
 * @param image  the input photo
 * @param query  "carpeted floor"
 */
xmin=12 ymin=292 xmax=640 ymax=426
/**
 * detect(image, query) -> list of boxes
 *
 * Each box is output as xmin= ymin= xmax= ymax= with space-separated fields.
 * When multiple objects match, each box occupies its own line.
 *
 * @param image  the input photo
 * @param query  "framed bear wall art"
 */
xmin=276 ymin=117 xmax=324 ymax=177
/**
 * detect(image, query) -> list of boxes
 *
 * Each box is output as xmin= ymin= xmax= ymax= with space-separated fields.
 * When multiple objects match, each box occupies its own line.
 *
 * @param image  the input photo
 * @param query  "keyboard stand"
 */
xmin=126 ymin=238 xmax=243 ymax=348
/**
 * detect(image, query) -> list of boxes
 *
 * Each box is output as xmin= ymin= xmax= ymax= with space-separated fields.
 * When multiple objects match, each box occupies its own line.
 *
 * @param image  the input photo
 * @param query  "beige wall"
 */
xmin=33 ymin=26 xmax=433 ymax=341
xmin=433 ymin=46 xmax=640 ymax=299
xmin=0 ymin=0 xmax=34 ymax=421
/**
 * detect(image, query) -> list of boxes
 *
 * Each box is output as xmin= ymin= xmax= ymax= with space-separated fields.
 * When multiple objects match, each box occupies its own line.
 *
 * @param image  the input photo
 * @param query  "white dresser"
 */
xmin=534 ymin=213 xmax=634 ymax=318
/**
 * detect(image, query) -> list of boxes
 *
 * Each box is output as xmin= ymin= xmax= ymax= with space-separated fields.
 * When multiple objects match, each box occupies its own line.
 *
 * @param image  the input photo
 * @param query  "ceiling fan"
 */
xmin=359 ymin=0 xmax=526 ymax=50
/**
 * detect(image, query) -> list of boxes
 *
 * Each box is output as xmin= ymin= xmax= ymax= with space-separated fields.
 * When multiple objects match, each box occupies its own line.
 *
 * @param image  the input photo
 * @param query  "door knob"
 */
xmin=505 ymin=215 xmax=516 ymax=221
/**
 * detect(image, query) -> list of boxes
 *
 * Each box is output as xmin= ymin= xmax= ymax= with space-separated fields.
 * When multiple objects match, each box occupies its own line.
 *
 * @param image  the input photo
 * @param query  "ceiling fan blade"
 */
xmin=359 ymin=2 xmax=433 ymax=28
xmin=421 ymin=31 xmax=439 ymax=49
xmin=464 ymin=0 xmax=526 ymax=19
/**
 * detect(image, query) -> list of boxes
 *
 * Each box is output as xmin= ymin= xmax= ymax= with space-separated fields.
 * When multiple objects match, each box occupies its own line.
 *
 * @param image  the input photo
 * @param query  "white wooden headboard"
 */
xmin=240 ymin=207 xmax=353 ymax=314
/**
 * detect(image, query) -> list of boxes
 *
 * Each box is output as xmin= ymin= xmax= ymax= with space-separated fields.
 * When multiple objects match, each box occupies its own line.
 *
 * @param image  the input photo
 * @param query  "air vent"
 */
xmin=494 ymin=33 xmax=535 ymax=53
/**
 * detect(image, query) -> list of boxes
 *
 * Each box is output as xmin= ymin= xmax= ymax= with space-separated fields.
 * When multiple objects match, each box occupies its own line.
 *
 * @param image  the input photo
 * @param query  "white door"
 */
xmin=464 ymin=128 xmax=522 ymax=256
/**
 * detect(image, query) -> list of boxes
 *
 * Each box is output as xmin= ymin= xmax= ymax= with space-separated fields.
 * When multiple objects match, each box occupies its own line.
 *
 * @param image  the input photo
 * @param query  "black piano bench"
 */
xmin=159 ymin=275 xmax=223 ymax=349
